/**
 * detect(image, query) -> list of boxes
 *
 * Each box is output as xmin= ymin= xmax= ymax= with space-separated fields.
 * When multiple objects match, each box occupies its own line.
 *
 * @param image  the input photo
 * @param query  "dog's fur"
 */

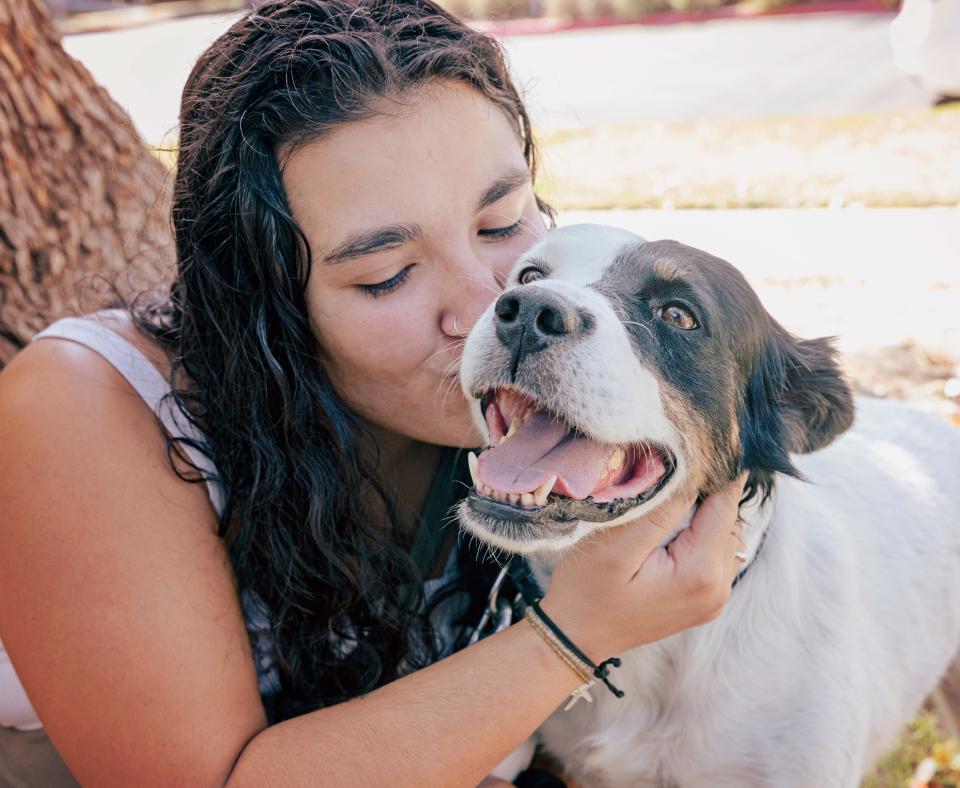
xmin=459 ymin=224 xmax=960 ymax=787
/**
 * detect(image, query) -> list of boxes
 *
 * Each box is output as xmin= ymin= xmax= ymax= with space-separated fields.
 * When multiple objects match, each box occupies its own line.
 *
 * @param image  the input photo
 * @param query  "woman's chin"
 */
xmin=435 ymin=416 xmax=485 ymax=449
xmin=372 ymin=407 xmax=481 ymax=450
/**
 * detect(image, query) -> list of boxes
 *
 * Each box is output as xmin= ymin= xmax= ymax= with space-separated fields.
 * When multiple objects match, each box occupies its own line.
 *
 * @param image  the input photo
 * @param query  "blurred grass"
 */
xmin=152 ymin=106 xmax=960 ymax=210
xmin=864 ymin=712 xmax=956 ymax=787
xmin=534 ymin=105 xmax=960 ymax=209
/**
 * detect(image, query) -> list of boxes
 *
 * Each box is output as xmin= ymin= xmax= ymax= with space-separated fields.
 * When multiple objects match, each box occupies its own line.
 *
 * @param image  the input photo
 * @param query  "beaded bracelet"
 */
xmin=523 ymin=601 xmax=625 ymax=711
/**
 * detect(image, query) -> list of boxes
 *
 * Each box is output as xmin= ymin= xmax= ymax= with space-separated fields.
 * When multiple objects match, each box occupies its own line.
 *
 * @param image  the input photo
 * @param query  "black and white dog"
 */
xmin=458 ymin=224 xmax=960 ymax=787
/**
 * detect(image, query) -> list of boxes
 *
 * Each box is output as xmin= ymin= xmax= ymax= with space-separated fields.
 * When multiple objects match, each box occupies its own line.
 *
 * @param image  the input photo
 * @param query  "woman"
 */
xmin=0 ymin=0 xmax=747 ymax=784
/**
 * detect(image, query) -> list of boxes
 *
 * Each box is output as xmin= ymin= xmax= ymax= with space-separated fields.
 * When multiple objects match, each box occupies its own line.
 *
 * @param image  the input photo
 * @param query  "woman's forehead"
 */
xmin=280 ymin=82 xmax=529 ymax=253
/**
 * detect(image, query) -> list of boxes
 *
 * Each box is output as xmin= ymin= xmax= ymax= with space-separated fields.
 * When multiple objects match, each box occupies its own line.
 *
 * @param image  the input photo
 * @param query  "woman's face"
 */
xmin=282 ymin=81 xmax=547 ymax=448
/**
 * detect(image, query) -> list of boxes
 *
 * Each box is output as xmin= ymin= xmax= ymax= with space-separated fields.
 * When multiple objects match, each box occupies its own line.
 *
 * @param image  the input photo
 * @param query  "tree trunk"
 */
xmin=0 ymin=0 xmax=174 ymax=368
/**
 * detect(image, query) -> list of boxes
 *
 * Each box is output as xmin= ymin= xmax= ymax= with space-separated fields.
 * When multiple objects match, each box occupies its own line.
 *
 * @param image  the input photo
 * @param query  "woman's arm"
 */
xmin=228 ymin=617 xmax=579 ymax=786
xmin=0 ymin=340 xmax=267 ymax=786
xmin=229 ymin=480 xmax=743 ymax=786
xmin=0 ymin=340 xmax=741 ymax=787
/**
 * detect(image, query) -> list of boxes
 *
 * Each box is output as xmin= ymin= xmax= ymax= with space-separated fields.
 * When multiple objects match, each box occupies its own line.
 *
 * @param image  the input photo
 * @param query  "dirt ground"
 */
xmin=845 ymin=343 xmax=960 ymax=425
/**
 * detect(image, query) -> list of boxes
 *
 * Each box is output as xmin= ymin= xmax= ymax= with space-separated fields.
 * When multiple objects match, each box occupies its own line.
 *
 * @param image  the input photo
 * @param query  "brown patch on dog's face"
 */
xmin=596 ymin=238 xmax=853 ymax=502
xmin=657 ymin=375 xmax=741 ymax=500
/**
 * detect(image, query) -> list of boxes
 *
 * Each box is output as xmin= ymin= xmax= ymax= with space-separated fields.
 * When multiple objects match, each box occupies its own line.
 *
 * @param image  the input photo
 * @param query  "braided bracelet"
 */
xmin=523 ymin=601 xmax=625 ymax=711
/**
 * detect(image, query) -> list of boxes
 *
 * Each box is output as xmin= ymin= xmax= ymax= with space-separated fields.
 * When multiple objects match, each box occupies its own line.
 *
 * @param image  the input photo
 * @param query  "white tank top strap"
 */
xmin=29 ymin=309 xmax=227 ymax=519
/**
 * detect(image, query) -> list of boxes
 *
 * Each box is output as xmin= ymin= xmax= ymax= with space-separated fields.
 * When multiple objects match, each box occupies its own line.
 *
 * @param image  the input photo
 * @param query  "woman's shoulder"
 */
xmin=0 ymin=309 xmax=216 ymax=527
xmin=25 ymin=307 xmax=177 ymax=384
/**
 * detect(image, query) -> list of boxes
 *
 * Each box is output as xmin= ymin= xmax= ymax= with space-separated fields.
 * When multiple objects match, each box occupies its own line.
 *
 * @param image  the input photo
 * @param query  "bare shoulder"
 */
xmin=0 ymin=311 xmax=210 ymax=526
xmin=0 ymin=317 xmax=266 ymax=784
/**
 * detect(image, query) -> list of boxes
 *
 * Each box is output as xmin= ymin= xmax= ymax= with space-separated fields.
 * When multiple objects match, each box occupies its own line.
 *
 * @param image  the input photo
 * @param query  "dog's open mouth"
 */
xmin=467 ymin=387 xmax=675 ymax=525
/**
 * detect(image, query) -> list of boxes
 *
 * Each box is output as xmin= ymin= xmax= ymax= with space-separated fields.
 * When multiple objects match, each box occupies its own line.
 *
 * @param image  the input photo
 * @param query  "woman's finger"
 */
xmin=668 ymin=474 xmax=748 ymax=580
xmin=579 ymin=490 xmax=698 ymax=567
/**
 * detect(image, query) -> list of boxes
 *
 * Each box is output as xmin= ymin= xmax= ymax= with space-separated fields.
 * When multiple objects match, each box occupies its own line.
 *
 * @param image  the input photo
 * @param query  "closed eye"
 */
xmin=478 ymin=218 xmax=525 ymax=240
xmin=359 ymin=264 xmax=414 ymax=297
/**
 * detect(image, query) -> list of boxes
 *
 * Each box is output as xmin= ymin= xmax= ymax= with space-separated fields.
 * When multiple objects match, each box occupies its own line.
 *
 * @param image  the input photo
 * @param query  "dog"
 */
xmin=458 ymin=223 xmax=960 ymax=787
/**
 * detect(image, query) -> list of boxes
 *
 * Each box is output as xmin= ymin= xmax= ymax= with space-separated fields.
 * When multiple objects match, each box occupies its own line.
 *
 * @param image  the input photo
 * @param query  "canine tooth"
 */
xmin=468 ymin=452 xmax=479 ymax=487
xmin=506 ymin=420 xmax=518 ymax=439
xmin=533 ymin=474 xmax=558 ymax=506
xmin=498 ymin=435 xmax=507 ymax=445
xmin=608 ymin=447 xmax=625 ymax=471
xmin=521 ymin=492 xmax=535 ymax=507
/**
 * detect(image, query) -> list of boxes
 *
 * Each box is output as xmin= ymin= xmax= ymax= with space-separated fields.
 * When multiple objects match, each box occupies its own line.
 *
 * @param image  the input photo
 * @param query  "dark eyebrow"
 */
xmin=476 ymin=168 xmax=532 ymax=212
xmin=322 ymin=224 xmax=422 ymax=265
xmin=321 ymin=168 xmax=530 ymax=265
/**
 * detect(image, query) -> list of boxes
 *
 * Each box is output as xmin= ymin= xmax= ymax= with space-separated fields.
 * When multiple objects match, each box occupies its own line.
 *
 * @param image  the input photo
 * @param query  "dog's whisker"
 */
xmin=435 ymin=375 xmax=466 ymax=410
xmin=621 ymin=319 xmax=656 ymax=342
xmin=421 ymin=341 xmax=467 ymax=370
xmin=452 ymin=274 xmax=502 ymax=298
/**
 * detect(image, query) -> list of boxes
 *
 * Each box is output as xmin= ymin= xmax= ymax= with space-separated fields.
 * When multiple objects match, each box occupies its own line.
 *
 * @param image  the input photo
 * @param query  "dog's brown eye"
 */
xmin=659 ymin=303 xmax=698 ymax=330
xmin=518 ymin=267 xmax=545 ymax=285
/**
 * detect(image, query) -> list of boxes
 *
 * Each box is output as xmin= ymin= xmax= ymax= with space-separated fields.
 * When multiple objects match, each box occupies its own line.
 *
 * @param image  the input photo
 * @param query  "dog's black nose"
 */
xmin=494 ymin=288 xmax=590 ymax=361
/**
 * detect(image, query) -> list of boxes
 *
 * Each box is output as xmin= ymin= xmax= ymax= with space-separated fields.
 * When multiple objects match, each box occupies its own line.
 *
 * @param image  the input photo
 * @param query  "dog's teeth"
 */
xmin=468 ymin=452 xmax=479 ymax=487
xmin=498 ymin=435 xmax=507 ymax=445
xmin=533 ymin=474 xmax=558 ymax=507
xmin=521 ymin=492 xmax=535 ymax=507
xmin=510 ymin=493 xmax=522 ymax=505
xmin=608 ymin=447 xmax=625 ymax=471
xmin=506 ymin=420 xmax=518 ymax=439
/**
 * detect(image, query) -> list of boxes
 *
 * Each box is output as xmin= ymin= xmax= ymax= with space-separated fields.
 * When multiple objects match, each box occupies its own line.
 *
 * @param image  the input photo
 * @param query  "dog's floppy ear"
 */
xmin=739 ymin=320 xmax=854 ymax=499
xmin=777 ymin=332 xmax=855 ymax=454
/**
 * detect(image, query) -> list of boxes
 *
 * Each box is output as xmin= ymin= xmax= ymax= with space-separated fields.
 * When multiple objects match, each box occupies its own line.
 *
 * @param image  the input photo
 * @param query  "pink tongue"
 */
xmin=476 ymin=411 xmax=617 ymax=499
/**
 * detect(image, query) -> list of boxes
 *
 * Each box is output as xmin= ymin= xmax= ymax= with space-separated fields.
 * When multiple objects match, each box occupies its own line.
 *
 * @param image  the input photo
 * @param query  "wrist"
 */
xmin=508 ymin=613 xmax=585 ymax=698
xmin=523 ymin=601 xmax=627 ymax=705
xmin=537 ymin=594 xmax=619 ymax=660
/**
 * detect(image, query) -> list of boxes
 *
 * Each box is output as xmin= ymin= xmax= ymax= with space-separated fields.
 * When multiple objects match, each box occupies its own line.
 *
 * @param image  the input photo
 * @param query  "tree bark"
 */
xmin=0 ymin=0 xmax=174 ymax=368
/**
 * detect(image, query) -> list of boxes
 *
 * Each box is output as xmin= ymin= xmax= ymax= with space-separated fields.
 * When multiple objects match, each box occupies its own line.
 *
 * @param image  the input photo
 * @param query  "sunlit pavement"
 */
xmin=63 ymin=10 xmax=933 ymax=143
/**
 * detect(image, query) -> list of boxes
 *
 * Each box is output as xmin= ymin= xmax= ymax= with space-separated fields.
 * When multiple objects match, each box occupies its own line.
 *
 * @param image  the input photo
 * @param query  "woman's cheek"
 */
xmin=354 ymin=293 xmax=434 ymax=372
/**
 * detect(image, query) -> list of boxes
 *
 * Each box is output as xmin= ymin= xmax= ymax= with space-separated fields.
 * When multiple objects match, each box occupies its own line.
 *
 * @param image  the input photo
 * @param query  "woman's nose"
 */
xmin=441 ymin=260 xmax=503 ymax=338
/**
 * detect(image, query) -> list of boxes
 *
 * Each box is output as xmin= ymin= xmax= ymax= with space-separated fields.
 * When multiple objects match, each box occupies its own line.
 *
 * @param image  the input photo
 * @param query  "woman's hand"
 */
xmin=539 ymin=476 xmax=748 ymax=659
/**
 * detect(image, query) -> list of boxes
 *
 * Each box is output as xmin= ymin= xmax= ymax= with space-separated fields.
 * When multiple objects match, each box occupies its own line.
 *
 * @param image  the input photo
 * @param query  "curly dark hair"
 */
xmin=128 ymin=0 xmax=553 ymax=722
